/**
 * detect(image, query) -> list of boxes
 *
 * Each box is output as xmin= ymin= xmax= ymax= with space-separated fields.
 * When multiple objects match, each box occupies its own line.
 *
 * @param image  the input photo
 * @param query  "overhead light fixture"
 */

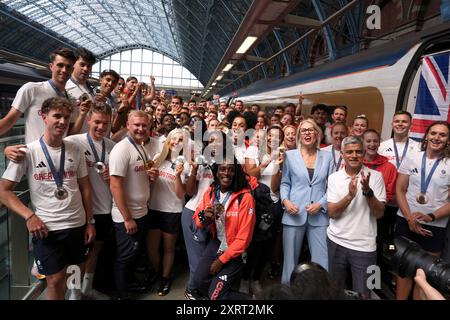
xmin=236 ymin=36 xmax=258 ymax=54
xmin=216 ymin=74 xmax=224 ymax=81
xmin=223 ymin=63 xmax=234 ymax=72
xmin=212 ymin=82 xmax=217 ymax=86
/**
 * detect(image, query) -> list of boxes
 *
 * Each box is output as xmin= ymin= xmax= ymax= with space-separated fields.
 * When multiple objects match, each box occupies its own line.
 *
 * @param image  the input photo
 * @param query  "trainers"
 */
xmin=128 ymin=280 xmax=152 ymax=293
xmin=250 ymin=280 xmax=263 ymax=295
xmin=82 ymin=289 xmax=110 ymax=300
xmin=239 ymin=279 xmax=250 ymax=294
xmin=31 ymin=264 xmax=46 ymax=280
xmin=157 ymin=277 xmax=171 ymax=296
xmin=184 ymin=289 xmax=207 ymax=300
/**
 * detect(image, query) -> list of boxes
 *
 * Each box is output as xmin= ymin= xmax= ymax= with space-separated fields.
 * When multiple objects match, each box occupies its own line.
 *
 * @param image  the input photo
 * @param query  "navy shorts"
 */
xmin=94 ymin=214 xmax=113 ymax=242
xmin=394 ymin=216 xmax=447 ymax=253
xmin=32 ymin=225 xmax=89 ymax=276
xmin=148 ymin=210 xmax=181 ymax=234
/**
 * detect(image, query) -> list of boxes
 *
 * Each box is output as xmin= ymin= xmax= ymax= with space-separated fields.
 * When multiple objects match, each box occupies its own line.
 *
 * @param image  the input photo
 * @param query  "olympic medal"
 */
xmin=54 ymin=187 xmax=68 ymax=200
xmin=416 ymin=193 xmax=428 ymax=204
xmin=95 ymin=162 xmax=106 ymax=174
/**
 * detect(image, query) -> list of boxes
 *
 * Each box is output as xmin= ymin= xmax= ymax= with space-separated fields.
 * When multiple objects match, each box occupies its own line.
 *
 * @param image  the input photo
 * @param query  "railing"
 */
xmin=1 ymin=134 xmax=46 ymax=300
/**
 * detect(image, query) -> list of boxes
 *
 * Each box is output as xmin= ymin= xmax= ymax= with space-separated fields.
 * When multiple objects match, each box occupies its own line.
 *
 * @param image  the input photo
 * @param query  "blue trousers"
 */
xmin=181 ymin=207 xmax=208 ymax=290
xmin=281 ymin=224 xmax=328 ymax=284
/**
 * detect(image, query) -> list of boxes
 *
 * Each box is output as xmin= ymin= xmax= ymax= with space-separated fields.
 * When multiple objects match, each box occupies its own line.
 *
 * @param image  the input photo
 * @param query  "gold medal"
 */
xmin=144 ymin=160 xmax=154 ymax=170
xmin=214 ymin=204 xmax=224 ymax=217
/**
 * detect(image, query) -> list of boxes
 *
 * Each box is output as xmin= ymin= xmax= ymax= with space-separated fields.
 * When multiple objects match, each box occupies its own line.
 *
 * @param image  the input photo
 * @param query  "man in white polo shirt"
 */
xmin=109 ymin=110 xmax=158 ymax=299
xmin=327 ymin=136 xmax=386 ymax=298
xmin=0 ymin=97 xmax=95 ymax=300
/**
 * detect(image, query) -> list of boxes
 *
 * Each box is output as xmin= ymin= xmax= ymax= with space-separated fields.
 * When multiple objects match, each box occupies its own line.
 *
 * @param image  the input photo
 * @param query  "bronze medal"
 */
xmin=416 ymin=193 xmax=428 ymax=204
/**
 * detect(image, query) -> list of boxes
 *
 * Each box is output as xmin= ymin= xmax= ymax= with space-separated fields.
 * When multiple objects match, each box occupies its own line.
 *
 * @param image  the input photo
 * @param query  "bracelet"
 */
xmin=429 ymin=213 xmax=436 ymax=222
xmin=26 ymin=213 xmax=35 ymax=221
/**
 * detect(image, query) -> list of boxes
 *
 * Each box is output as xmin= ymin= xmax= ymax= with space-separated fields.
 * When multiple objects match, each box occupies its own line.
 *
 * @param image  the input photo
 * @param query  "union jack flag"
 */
xmin=410 ymin=52 xmax=450 ymax=140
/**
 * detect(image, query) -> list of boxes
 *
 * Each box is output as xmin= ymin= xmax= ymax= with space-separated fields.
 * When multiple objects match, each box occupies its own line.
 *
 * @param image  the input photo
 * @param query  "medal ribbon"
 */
xmin=393 ymin=138 xmax=409 ymax=169
xmin=70 ymin=77 xmax=95 ymax=95
xmin=127 ymin=136 xmax=148 ymax=165
xmin=39 ymin=137 xmax=65 ymax=188
xmin=87 ymin=133 xmax=105 ymax=164
xmin=331 ymin=146 xmax=342 ymax=172
xmin=48 ymin=80 xmax=69 ymax=99
xmin=420 ymin=152 xmax=442 ymax=195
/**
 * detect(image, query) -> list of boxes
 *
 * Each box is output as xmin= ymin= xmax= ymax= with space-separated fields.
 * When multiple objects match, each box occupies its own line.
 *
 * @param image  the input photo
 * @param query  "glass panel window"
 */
xmin=121 ymin=50 xmax=131 ymax=61
xmin=131 ymin=63 xmax=141 ymax=77
xmin=121 ymin=62 xmax=130 ymax=75
xmin=153 ymin=52 xmax=163 ymax=63
xmin=173 ymin=65 xmax=182 ymax=78
xmin=143 ymin=50 xmax=153 ymax=62
xmin=163 ymin=65 xmax=172 ymax=77
xmin=153 ymin=64 xmax=163 ymax=77
xmin=162 ymin=77 xmax=172 ymax=86
xmin=132 ymin=49 xmax=142 ymax=62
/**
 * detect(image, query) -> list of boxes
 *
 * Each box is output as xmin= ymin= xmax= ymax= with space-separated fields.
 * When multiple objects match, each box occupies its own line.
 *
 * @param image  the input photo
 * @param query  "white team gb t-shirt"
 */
xmin=321 ymin=144 xmax=345 ymax=172
xmin=378 ymin=138 xmax=420 ymax=168
xmin=327 ymin=166 xmax=386 ymax=252
xmin=397 ymin=151 xmax=449 ymax=228
xmin=66 ymin=78 xmax=95 ymax=134
xmin=109 ymin=137 xmax=158 ymax=222
xmin=2 ymin=139 xmax=88 ymax=231
xmin=12 ymin=81 xmax=67 ymax=144
xmin=64 ymin=134 xmax=116 ymax=215
xmin=184 ymin=164 xmax=214 ymax=211
xmin=149 ymin=156 xmax=190 ymax=213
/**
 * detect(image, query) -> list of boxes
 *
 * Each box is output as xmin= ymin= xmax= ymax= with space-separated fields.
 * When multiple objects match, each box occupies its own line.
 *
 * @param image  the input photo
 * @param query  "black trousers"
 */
xmin=113 ymin=216 xmax=148 ymax=299
xmin=193 ymin=239 xmax=243 ymax=300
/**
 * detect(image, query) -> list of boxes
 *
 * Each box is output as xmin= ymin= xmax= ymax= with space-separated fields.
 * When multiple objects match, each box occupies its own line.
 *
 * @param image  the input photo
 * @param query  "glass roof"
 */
xmin=2 ymin=0 xmax=179 ymax=60
xmin=1 ymin=0 xmax=251 ymax=86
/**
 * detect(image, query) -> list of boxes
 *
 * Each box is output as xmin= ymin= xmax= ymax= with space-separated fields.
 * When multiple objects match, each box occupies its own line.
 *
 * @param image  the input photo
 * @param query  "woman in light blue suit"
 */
xmin=280 ymin=119 xmax=333 ymax=284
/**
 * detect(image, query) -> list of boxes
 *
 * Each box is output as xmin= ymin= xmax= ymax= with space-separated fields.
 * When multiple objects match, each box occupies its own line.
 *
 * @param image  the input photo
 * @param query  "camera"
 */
xmin=387 ymin=236 xmax=450 ymax=295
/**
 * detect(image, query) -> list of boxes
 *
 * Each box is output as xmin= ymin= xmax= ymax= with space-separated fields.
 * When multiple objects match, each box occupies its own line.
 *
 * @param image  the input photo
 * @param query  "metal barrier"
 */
xmin=1 ymin=134 xmax=46 ymax=300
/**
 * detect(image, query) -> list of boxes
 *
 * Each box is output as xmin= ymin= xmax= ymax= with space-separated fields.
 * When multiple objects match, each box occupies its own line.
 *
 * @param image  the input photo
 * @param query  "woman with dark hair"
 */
xmin=181 ymin=131 xmax=230 ymax=300
xmin=395 ymin=121 xmax=450 ymax=300
xmin=192 ymin=157 xmax=256 ymax=300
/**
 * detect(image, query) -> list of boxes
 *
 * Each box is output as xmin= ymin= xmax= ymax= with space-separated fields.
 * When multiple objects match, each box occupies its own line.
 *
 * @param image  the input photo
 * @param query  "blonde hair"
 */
xmin=153 ymin=128 xmax=187 ymax=168
xmin=128 ymin=110 xmax=148 ymax=120
xmin=296 ymin=119 xmax=322 ymax=149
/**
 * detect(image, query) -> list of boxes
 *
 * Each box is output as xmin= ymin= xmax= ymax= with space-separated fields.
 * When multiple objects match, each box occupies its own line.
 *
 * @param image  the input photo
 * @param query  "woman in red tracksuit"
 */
xmin=362 ymin=129 xmax=398 ymax=266
xmin=192 ymin=156 xmax=256 ymax=300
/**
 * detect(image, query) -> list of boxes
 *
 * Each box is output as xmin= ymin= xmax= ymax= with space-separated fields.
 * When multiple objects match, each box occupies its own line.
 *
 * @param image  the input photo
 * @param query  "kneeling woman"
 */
xmin=192 ymin=158 xmax=256 ymax=300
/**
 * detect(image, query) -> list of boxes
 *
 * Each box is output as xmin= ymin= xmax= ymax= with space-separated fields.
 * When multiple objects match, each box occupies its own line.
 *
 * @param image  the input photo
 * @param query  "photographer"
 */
xmin=395 ymin=121 xmax=450 ymax=300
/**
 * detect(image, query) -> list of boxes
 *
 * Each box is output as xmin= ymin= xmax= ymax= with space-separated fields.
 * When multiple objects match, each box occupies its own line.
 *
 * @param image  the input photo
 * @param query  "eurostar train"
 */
xmin=231 ymin=26 xmax=450 ymax=141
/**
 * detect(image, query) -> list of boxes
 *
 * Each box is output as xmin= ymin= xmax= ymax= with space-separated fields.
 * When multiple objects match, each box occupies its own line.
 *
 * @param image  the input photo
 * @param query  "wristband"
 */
xmin=26 ymin=213 xmax=35 ymax=221
xmin=429 ymin=213 xmax=436 ymax=222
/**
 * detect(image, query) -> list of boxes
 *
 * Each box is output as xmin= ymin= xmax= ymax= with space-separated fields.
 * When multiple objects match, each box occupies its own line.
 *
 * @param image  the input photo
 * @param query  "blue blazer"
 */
xmin=280 ymin=149 xmax=333 ymax=227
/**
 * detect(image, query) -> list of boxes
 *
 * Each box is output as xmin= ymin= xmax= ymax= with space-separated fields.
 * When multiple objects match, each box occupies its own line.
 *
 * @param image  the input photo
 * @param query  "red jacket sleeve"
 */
xmin=384 ymin=163 xmax=398 ymax=203
xmin=218 ymin=192 xmax=256 ymax=264
xmin=193 ymin=186 xmax=212 ymax=229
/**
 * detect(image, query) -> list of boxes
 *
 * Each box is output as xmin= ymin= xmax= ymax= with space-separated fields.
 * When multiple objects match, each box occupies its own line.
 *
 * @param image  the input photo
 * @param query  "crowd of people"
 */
xmin=0 ymin=46 xmax=448 ymax=300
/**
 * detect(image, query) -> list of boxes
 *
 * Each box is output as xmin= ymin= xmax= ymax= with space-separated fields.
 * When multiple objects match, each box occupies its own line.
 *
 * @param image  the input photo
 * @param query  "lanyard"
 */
xmin=127 ymin=136 xmax=148 ymax=164
xmin=39 ymin=137 xmax=65 ymax=188
xmin=86 ymin=133 xmax=105 ymax=164
xmin=214 ymin=187 xmax=232 ymax=208
xmin=48 ymin=80 xmax=69 ymax=99
xmin=393 ymin=138 xmax=409 ymax=169
xmin=70 ymin=77 xmax=94 ymax=95
xmin=331 ymin=146 xmax=342 ymax=172
xmin=420 ymin=152 xmax=442 ymax=194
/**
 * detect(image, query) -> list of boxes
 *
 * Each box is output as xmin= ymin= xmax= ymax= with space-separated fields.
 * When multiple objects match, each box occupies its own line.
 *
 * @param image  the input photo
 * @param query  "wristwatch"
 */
xmin=362 ymin=188 xmax=374 ymax=198
xmin=87 ymin=218 xmax=96 ymax=225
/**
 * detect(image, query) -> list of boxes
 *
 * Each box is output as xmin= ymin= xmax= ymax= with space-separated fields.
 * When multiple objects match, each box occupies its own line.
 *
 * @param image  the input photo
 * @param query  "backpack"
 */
xmin=238 ymin=182 xmax=274 ymax=238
